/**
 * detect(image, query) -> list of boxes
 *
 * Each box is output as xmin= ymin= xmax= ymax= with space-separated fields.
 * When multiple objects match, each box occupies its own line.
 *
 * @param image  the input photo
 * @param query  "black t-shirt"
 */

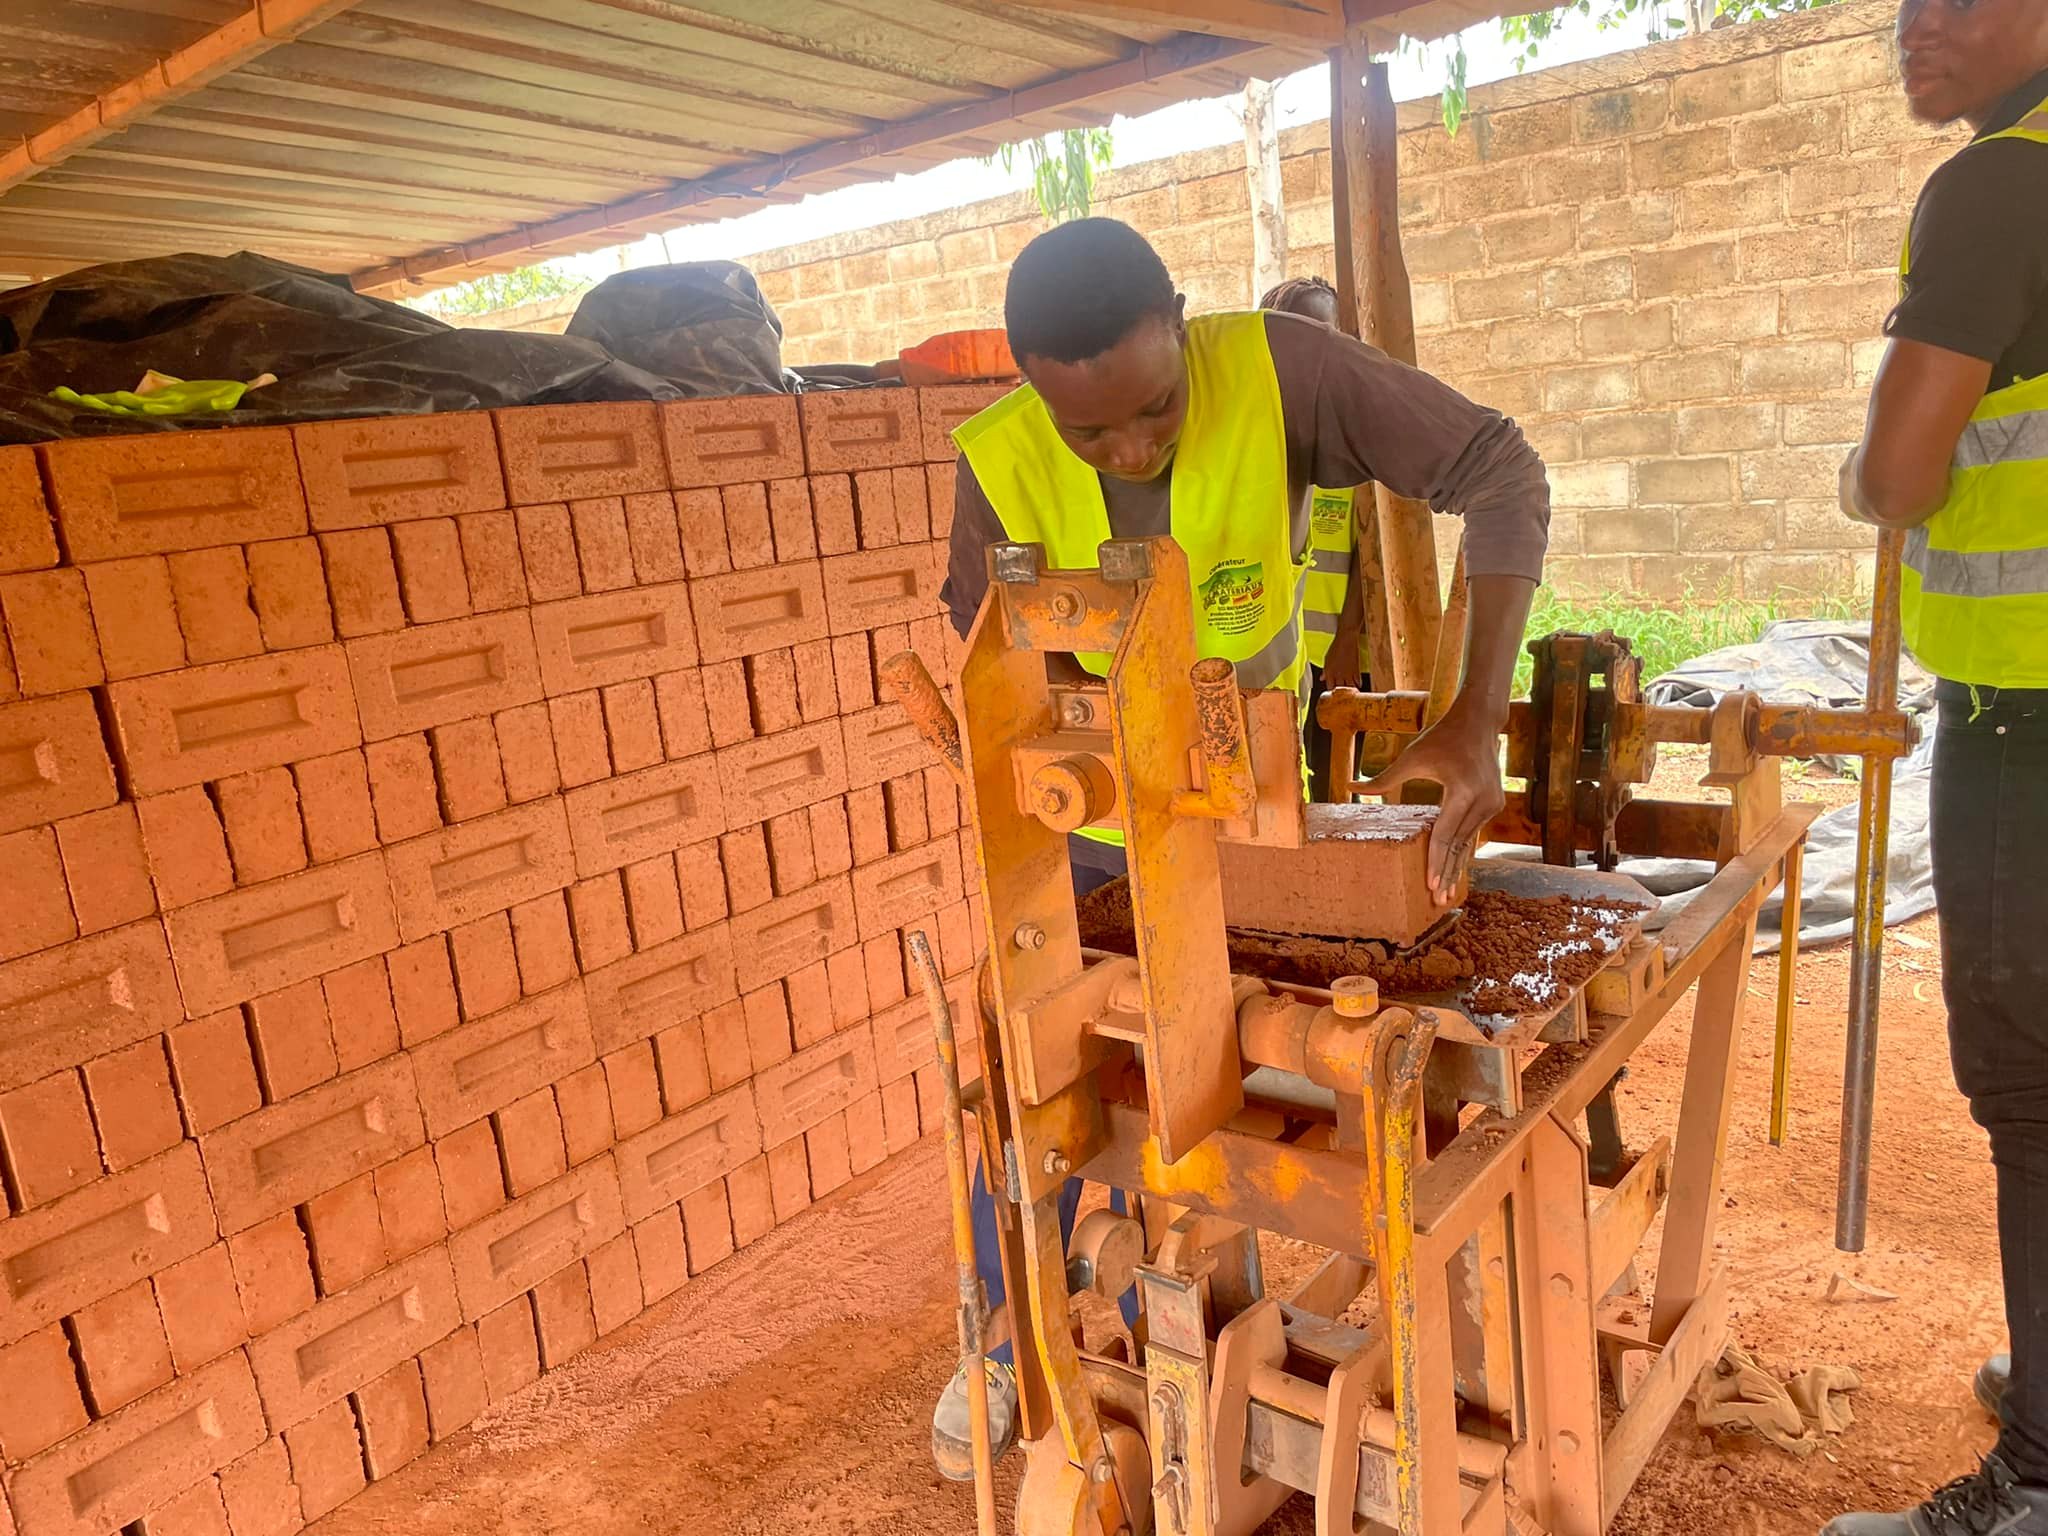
xmin=1887 ymin=68 xmax=2048 ymax=388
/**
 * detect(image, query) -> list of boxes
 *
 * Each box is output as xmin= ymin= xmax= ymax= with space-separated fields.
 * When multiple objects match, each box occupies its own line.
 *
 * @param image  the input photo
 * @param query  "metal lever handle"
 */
xmin=877 ymin=650 xmax=966 ymax=790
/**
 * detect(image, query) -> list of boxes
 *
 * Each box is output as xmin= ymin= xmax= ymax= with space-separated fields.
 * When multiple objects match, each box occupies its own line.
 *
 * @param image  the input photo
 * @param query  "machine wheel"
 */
xmin=1014 ymin=1422 xmax=1154 ymax=1536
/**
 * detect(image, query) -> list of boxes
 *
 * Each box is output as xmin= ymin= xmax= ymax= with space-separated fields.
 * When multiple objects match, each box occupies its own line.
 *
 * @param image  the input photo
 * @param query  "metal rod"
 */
xmin=878 ymin=650 xmax=967 ymax=789
xmin=1836 ymin=527 xmax=1905 ymax=1251
xmin=1770 ymin=837 xmax=1805 ymax=1148
xmin=909 ymin=930 xmax=999 ymax=1536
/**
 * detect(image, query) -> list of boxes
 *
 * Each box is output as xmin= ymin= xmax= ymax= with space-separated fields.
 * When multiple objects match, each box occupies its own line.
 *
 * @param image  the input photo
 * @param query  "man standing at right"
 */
xmin=1828 ymin=0 xmax=2048 ymax=1531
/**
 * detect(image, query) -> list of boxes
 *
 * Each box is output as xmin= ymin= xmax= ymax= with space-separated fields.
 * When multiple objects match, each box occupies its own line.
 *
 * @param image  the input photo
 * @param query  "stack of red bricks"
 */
xmin=0 ymin=383 xmax=1001 ymax=1536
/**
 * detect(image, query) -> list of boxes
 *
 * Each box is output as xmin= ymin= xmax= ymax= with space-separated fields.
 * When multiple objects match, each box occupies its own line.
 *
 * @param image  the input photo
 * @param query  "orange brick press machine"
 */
xmin=883 ymin=532 xmax=1917 ymax=1536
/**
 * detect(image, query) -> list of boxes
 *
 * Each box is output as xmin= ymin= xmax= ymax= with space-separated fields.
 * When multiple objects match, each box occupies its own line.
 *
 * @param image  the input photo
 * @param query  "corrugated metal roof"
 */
xmin=0 ymin=0 xmax=1487 ymax=295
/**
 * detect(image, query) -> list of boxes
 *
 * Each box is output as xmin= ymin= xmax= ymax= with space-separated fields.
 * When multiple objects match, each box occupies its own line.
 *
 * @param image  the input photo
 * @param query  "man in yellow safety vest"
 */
xmin=1826 ymin=0 xmax=2048 ymax=1530
xmin=931 ymin=217 xmax=1551 ymax=1478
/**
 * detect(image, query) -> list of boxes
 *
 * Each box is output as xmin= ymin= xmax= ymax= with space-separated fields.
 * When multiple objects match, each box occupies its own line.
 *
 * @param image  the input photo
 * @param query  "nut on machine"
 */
xmin=884 ymin=535 xmax=1905 ymax=1536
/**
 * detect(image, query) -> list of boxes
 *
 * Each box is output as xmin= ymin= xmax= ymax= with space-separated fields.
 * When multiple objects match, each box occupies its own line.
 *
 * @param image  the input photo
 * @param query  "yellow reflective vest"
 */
xmin=1303 ymin=485 xmax=1360 ymax=671
xmin=954 ymin=311 xmax=1307 ymax=844
xmin=1899 ymin=91 xmax=2048 ymax=688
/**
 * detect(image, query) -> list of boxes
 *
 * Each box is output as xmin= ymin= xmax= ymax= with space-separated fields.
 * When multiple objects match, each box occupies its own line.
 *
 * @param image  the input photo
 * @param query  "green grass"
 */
xmin=1510 ymin=589 xmax=1860 ymax=698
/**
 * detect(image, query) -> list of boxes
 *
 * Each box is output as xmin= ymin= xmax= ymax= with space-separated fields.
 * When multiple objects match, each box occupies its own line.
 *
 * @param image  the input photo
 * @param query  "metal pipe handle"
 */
xmin=878 ymin=651 xmax=966 ymax=790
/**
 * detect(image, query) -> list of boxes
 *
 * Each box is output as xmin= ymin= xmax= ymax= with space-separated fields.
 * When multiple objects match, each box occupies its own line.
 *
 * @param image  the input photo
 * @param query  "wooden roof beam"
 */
xmin=1018 ymin=0 xmax=1344 ymax=47
xmin=0 ymin=0 xmax=366 ymax=195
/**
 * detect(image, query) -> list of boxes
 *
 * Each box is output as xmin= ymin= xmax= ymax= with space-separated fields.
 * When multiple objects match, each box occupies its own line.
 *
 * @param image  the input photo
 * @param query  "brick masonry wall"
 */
xmin=741 ymin=0 xmax=1961 ymax=603
xmin=0 ymin=387 xmax=993 ymax=1536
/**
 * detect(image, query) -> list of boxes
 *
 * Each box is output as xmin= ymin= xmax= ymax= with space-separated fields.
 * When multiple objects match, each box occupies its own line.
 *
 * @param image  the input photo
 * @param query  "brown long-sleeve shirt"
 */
xmin=940 ymin=310 xmax=1550 ymax=639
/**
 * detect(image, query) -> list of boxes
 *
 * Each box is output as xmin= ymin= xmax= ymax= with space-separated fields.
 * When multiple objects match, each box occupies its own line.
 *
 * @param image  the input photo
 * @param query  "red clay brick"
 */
xmin=82 ymin=1036 xmax=182 ymax=1171
xmin=565 ymin=756 xmax=723 ymax=881
xmin=201 ymin=1057 xmax=424 ymax=1233
xmin=319 ymin=528 xmax=405 ymax=637
xmin=169 ymin=854 xmax=398 ymax=1016
xmin=292 ymin=750 xmax=378 ymax=864
xmin=0 ymin=1068 xmax=99 ymax=1208
xmin=554 ymin=1063 xmax=614 ymax=1166
xmin=917 ymin=383 xmax=1010 ymax=461
xmin=928 ymin=462 xmax=957 ymax=540
xmin=745 ymin=648 xmax=801 ymax=735
xmin=430 ymin=717 xmax=509 ymax=823
xmin=719 ymin=825 xmax=772 ymax=915
xmin=167 ymin=1008 xmax=261 ymax=1135
xmin=716 ymin=720 xmax=848 ymax=834
xmin=295 ymin=413 xmax=505 ymax=530
xmin=0 ymin=825 xmax=78 ymax=960
xmin=0 ymin=1324 xmax=88 ymax=1461
xmin=374 ymin=1146 xmax=446 ymax=1263
xmin=84 ymin=557 xmax=185 ymax=679
xmin=766 ymin=1136 xmax=811 ymax=1223
xmin=597 ymin=681 xmax=658 ymax=775
xmin=244 ymin=538 xmax=333 ymax=651
xmin=728 ymin=875 xmax=858 ymax=993
xmin=417 ymin=1327 xmax=488 ymax=1440
xmin=569 ymin=496 xmax=634 ymax=593
xmin=602 ymin=1042 xmax=662 ymax=1138
xmin=614 ymin=1084 xmax=759 ymax=1224
xmin=801 ymin=389 xmax=920 ymax=473
xmin=11 ymin=1354 xmax=267 ymax=1536
xmin=846 ymin=784 xmax=889 ymax=865
xmin=752 ymin=1029 xmax=879 ymax=1147
xmin=412 ymin=984 xmax=594 ymax=1138
xmin=447 ymin=910 xmax=520 ymax=1020
xmin=631 ymin=1208 xmax=688 ymax=1304
xmin=385 ymin=798 xmax=573 ymax=944
xmin=217 ymin=1437 xmax=303 ymax=1536
xmin=809 ymin=474 xmax=857 ymax=556
xmin=496 ymin=1086 xmax=568 ymax=1196
xmin=245 ymin=1248 xmax=458 ymax=1431
xmin=689 ymin=562 xmax=828 ymax=664
xmin=547 ymin=690 xmax=611 ymax=788
xmin=302 ymin=1171 xmax=385 ymax=1294
xmin=674 ymin=840 xmax=727 ymax=931
xmin=700 ymin=999 xmax=751 ymax=1094
xmin=509 ymin=892 xmax=576 ymax=994
xmin=680 ymin=1180 xmax=732 ymax=1274
xmin=514 ymin=502 xmax=580 ymax=602
xmin=701 ymin=660 xmax=752 ymax=748
xmin=845 ymin=1089 xmax=887 ymax=1175
xmin=493 ymin=702 xmax=559 ymax=803
xmin=348 ymin=611 xmax=544 ymax=742
xmin=721 ymin=483 xmax=774 ymax=570
xmin=869 ymin=621 xmax=912 ymax=680
xmin=891 ymin=464 xmax=931 ymax=541
xmin=864 ymin=933 xmax=908 ymax=1013
xmin=791 ymin=639 xmax=837 ymax=722
xmin=391 ymin=518 xmax=472 ymax=623
xmin=447 ymin=1160 xmax=624 ymax=1321
xmin=650 ymin=670 xmax=710 ymax=760
xmin=56 ymin=803 xmax=156 ymax=935
xmin=110 ymin=646 xmax=360 ymax=795
xmin=622 ymin=491 xmax=684 ymax=584
xmin=246 ymin=987 xmax=335 ymax=1105
xmin=841 ymin=702 xmax=939 ymax=790
xmin=674 ymin=488 xmax=729 ymax=579
xmin=434 ymin=1120 xmax=506 ymax=1231
xmin=881 ymin=1075 xmax=921 ymax=1155
xmin=826 ymin=946 xmax=869 ymax=1031
xmin=224 ymin=1214 xmax=316 ymax=1339
xmin=652 ymin=1020 xmax=710 ymax=1112
xmin=822 ymin=545 xmax=942 ymax=636
xmin=365 ymin=734 xmax=440 ymax=843
xmin=0 ymin=445 xmax=57 ymax=574
xmin=531 ymin=583 xmax=697 ymax=697
xmin=806 ymin=1113 xmax=853 ymax=1197
xmin=564 ymin=876 xmax=627 ymax=975
xmin=786 ymin=961 xmax=833 ymax=1050
xmin=42 ymin=430 xmax=303 ymax=560
xmin=475 ymin=1298 xmax=540 ymax=1403
xmin=725 ymin=1155 xmax=775 ymax=1248
xmin=532 ymin=1261 xmax=596 ymax=1367
xmin=831 ymin=633 xmax=876 ymax=712
xmin=496 ymin=402 xmax=664 ymax=504
xmin=0 ymin=569 xmax=102 ymax=695
xmin=882 ymin=776 xmax=932 ymax=855
xmin=215 ymin=766 xmax=308 ymax=885
xmin=137 ymin=787 xmax=234 ymax=908
xmin=756 ymin=479 xmax=812 ymax=562
xmin=852 ymin=470 xmax=897 ymax=549
xmin=153 ymin=1243 xmax=247 ymax=1372
xmin=661 ymin=395 xmax=805 ymax=489
xmin=739 ymin=983 xmax=790 ymax=1075
xmin=809 ymin=798 xmax=853 ymax=878
xmin=284 ymin=1398 xmax=365 ymax=1522
xmin=458 ymin=509 xmax=527 ymax=612
xmin=387 ymin=936 xmax=459 ymax=1047
xmin=926 ymin=765 xmax=962 ymax=836
xmin=763 ymin=811 xmax=816 ymax=898
xmin=354 ymin=1358 xmax=430 ymax=1480
xmin=585 ymin=1232 xmax=641 ymax=1336
xmin=621 ymin=856 xmax=684 ymax=949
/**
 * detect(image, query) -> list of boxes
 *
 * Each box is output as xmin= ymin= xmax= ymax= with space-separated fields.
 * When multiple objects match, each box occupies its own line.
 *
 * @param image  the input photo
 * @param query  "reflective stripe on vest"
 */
xmin=954 ymin=311 xmax=1303 ymax=844
xmin=1898 ymin=90 xmax=2048 ymax=688
xmin=1303 ymin=485 xmax=1356 ymax=668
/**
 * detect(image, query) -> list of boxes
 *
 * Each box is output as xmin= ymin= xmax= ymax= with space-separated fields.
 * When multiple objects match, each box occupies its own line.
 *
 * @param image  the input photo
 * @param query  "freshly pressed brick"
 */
xmin=109 ymin=647 xmax=360 ymax=796
xmin=515 ymin=502 xmax=581 ymax=602
xmin=430 ymin=716 xmax=509 ymax=823
xmin=447 ymin=910 xmax=520 ymax=1020
xmin=68 ymin=1277 xmax=178 ymax=1419
xmin=410 ymin=983 xmax=595 ymax=1137
xmin=496 ymin=402 xmax=665 ymax=503
xmin=320 ymin=528 xmax=405 ymax=637
xmin=81 ymin=1036 xmax=183 ymax=1172
xmin=292 ymin=749 xmax=379 ymax=865
xmin=568 ymin=873 xmax=633 ymax=971
xmin=494 ymin=701 xmax=561 ymax=803
xmin=582 ymin=924 xmax=737 ymax=1054
xmin=55 ymin=802 xmax=156 ymax=935
xmin=384 ymin=798 xmax=574 ymax=944
xmin=365 ymin=734 xmax=441 ymax=843
xmin=745 ymin=649 xmax=801 ymax=735
xmin=391 ymin=518 xmax=473 ymax=623
xmin=214 ymin=766 xmax=308 ymax=885
xmin=42 ymin=429 xmax=304 ymax=559
xmin=768 ymin=480 xmax=817 ymax=562
xmin=245 ymin=537 xmax=335 ymax=651
xmin=0 ymin=916 xmax=177 ymax=1100
xmin=799 ymin=389 xmax=921 ymax=472
xmin=661 ymin=395 xmax=805 ymax=488
xmin=0 ymin=825 xmax=79 ymax=961
xmin=348 ymin=611 xmax=543 ymax=742
xmin=166 ymin=854 xmax=398 ymax=1015
xmin=167 ymin=547 xmax=264 ymax=664
xmin=388 ymin=935 xmax=460 ymax=1046
xmin=621 ymin=856 xmax=684 ymax=949
xmin=495 ymin=1086 xmax=568 ymax=1197
xmin=689 ymin=562 xmax=828 ymax=664
xmin=509 ymin=891 xmax=577 ymax=994
xmin=301 ymin=1171 xmax=385 ymax=1294
xmin=0 ymin=445 xmax=59 ymax=574
xmin=459 ymin=508 xmax=528 ymax=612
xmin=0 ymin=1068 xmax=100 ymax=1209
xmin=721 ymin=484 xmax=775 ymax=570
xmin=531 ymin=583 xmax=697 ymax=696
xmin=167 ymin=1008 xmax=263 ymax=1135
xmin=246 ymin=1249 xmax=458 ymax=1430
xmin=614 ymin=1084 xmax=759 ymax=1223
xmin=565 ymin=755 xmax=724 ymax=879
xmin=622 ymin=491 xmax=685 ymax=583
xmin=294 ymin=412 xmax=505 ymax=530
xmin=675 ymin=488 xmax=730 ymax=578
xmin=1 ymin=568 xmax=104 ymax=695
xmin=570 ymin=496 xmax=635 ymax=592
xmin=83 ymin=557 xmax=185 ymax=679
xmin=600 ymin=679 xmax=664 ymax=773
xmin=701 ymin=660 xmax=753 ymax=747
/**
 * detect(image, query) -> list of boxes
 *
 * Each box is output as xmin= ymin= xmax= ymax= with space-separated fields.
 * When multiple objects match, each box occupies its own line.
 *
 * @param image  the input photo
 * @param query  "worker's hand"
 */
xmin=1360 ymin=704 xmax=1504 ymax=906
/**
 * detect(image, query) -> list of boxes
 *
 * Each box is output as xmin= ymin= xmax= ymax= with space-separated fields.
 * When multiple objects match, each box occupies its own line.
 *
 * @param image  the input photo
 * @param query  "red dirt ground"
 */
xmin=311 ymin=763 xmax=2000 ymax=1536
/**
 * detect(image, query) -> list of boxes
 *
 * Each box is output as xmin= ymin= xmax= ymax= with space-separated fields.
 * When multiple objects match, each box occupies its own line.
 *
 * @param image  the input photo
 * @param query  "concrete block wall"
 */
xmin=0 ymin=385 xmax=999 ymax=1536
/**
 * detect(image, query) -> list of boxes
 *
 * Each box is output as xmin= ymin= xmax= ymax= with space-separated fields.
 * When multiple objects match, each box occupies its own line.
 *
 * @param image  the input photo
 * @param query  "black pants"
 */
xmin=1932 ymin=681 xmax=2048 ymax=1484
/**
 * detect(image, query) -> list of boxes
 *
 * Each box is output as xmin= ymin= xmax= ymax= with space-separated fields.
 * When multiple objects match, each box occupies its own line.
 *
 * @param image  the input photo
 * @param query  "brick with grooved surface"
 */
xmin=292 ymin=751 xmax=378 ymax=864
xmin=662 ymin=395 xmax=804 ymax=488
xmin=681 ymin=1181 xmax=732 ymax=1273
xmin=853 ymin=838 xmax=964 ymax=940
xmin=301 ymin=1172 xmax=384 ymax=1294
xmin=153 ymin=1243 xmax=246 ymax=1372
xmin=571 ymin=497 xmax=634 ymax=592
xmin=84 ymin=557 xmax=184 ymax=679
xmin=447 ymin=1159 xmax=624 ymax=1320
xmin=431 ymin=717 xmax=508 ymax=823
xmin=83 ymin=1036 xmax=182 ymax=1171
xmin=218 ymin=1437 xmax=302 ymax=1536
xmin=227 ymin=1213 xmax=316 ymax=1337
xmin=532 ymin=584 xmax=696 ymax=696
xmin=623 ymin=492 xmax=684 ymax=583
xmin=168 ymin=1008 xmax=261 ymax=1135
xmin=285 ymin=1397 xmax=365 ymax=1523
xmin=622 ymin=856 xmax=684 ymax=949
xmin=1 ymin=569 xmax=102 ymax=694
xmin=459 ymin=510 xmax=527 ymax=612
xmin=71 ymin=1278 xmax=173 ymax=1414
xmin=548 ymin=691 xmax=611 ymax=788
xmin=566 ymin=755 xmax=723 ymax=878
xmin=354 ymin=1359 xmax=429 ymax=1480
xmin=475 ymin=1299 xmax=540 ymax=1402
xmin=823 ymin=546 xmax=942 ymax=635
xmin=214 ymin=767 xmax=307 ymax=885
xmin=586 ymin=1232 xmax=642 ymax=1334
xmin=690 ymin=562 xmax=827 ymax=663
xmin=448 ymin=910 xmax=519 ymax=1020
xmin=497 ymin=402 xmax=665 ymax=503
xmin=767 ymin=1136 xmax=810 ymax=1222
xmin=385 ymin=799 xmax=573 ymax=943
xmin=722 ymin=484 xmax=774 ymax=569
xmin=532 ymin=1261 xmax=596 ymax=1366
xmin=388 ymin=935 xmax=459 ymax=1046
xmin=800 ymin=389 xmax=920 ymax=472
xmin=375 ymin=1146 xmax=446 ymax=1263
xmin=752 ymin=1028 xmax=878 ymax=1146
xmin=411 ymin=983 xmax=593 ymax=1137
xmin=494 ymin=702 xmax=560 ymax=804
xmin=0 ymin=1069 xmax=99 ymax=1208
xmin=57 ymin=803 xmax=155 ymax=934
xmin=168 ymin=854 xmax=397 ymax=1015
xmin=495 ymin=1087 xmax=568 ymax=1196
xmin=717 ymin=720 xmax=847 ymax=830
xmin=391 ymin=519 xmax=472 ymax=623
xmin=434 ymin=1121 xmax=505 ymax=1231
xmin=245 ymin=539 xmax=334 ymax=651
xmin=418 ymin=1327 xmax=487 ymax=1439
xmin=42 ymin=430 xmax=303 ymax=559
xmin=8 ymin=1353 xmax=267 ymax=1536
xmin=841 ymin=703 xmax=938 ymax=790
xmin=614 ymin=1084 xmax=760 ymax=1221
xmin=510 ymin=892 xmax=576 ymax=993
xmin=728 ymin=875 xmax=858 ymax=992
xmin=365 ymin=735 xmax=440 ymax=843
xmin=0 ymin=825 xmax=78 ymax=957
xmin=349 ymin=612 xmax=543 ymax=742
xmin=110 ymin=647 xmax=360 ymax=796
xmin=0 ymin=445 xmax=57 ymax=573
xmin=295 ymin=412 xmax=504 ymax=530
xmin=515 ymin=503 xmax=579 ymax=602
xmin=320 ymin=528 xmax=404 ymax=638
xmin=0 ymin=1324 xmax=89 ymax=1462
xmin=918 ymin=383 xmax=1009 ymax=461
xmin=602 ymin=679 xmax=662 ymax=773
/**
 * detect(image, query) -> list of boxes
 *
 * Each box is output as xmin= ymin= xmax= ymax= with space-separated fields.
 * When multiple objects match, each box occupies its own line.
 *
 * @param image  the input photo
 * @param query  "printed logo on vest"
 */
xmin=1311 ymin=491 xmax=1350 ymax=542
xmin=1198 ymin=558 xmax=1266 ymax=638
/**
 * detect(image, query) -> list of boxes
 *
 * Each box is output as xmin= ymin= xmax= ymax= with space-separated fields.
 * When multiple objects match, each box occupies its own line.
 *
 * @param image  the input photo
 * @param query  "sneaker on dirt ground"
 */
xmin=1822 ymin=1454 xmax=2048 ymax=1535
xmin=931 ymin=1358 xmax=1020 ymax=1483
xmin=1979 ymin=1354 xmax=2012 ymax=1422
